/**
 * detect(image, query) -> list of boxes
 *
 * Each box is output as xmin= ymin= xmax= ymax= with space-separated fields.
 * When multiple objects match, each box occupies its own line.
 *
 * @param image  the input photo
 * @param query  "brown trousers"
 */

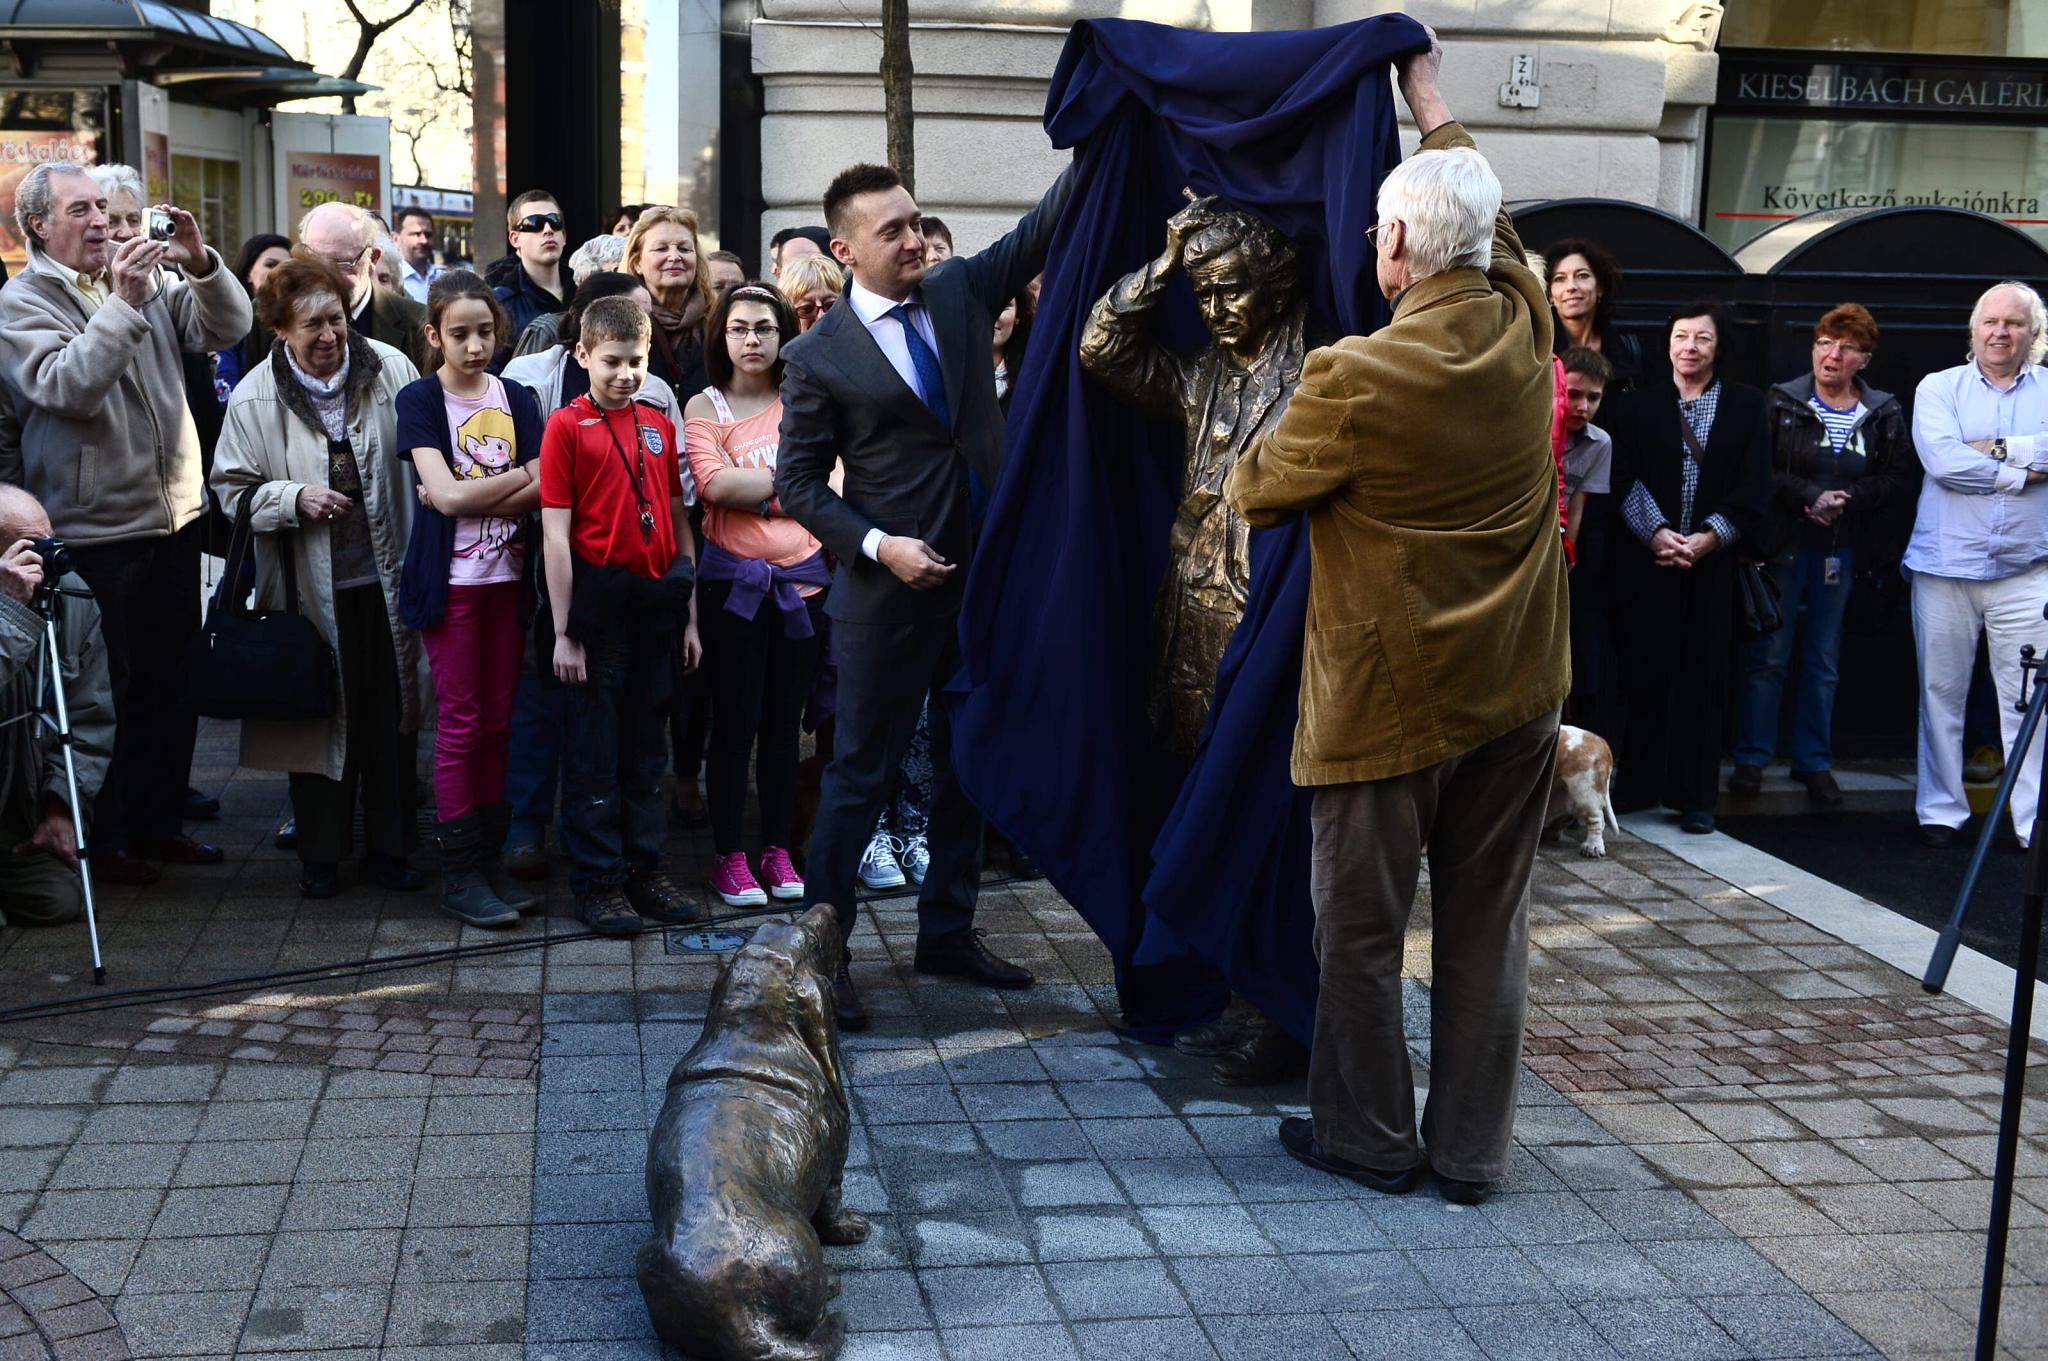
xmin=1307 ymin=705 xmax=1560 ymax=1182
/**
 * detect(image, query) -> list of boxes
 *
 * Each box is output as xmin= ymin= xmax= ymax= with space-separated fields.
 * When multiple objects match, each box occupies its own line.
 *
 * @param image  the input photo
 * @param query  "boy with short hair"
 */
xmin=1559 ymin=345 xmax=1613 ymax=551
xmin=538 ymin=296 xmax=701 ymax=933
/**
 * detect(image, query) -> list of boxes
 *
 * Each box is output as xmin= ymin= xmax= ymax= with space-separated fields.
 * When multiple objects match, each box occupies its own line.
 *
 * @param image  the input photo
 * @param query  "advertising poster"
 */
xmin=0 ymin=130 xmax=99 ymax=269
xmin=144 ymin=131 xmax=170 ymax=206
xmin=284 ymin=150 xmax=382 ymax=230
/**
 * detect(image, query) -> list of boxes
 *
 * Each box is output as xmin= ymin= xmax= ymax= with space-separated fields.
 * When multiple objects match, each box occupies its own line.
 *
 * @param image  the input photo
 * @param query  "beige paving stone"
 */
xmin=1691 ymin=1186 xmax=1843 ymax=1237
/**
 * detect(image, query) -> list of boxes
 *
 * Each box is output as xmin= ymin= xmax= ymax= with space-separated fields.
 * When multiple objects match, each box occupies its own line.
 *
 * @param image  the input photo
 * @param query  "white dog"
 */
xmin=1545 ymin=724 xmax=1619 ymax=857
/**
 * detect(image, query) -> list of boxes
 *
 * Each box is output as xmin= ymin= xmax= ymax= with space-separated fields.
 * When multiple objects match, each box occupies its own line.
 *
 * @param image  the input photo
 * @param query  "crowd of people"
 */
xmin=0 ymin=127 xmax=2038 ymax=949
xmin=0 ymin=164 xmax=1040 ymax=962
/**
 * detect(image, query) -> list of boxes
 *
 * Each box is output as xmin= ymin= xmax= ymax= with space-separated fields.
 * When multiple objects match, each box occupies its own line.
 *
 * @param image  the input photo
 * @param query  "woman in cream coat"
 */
xmin=211 ymin=255 xmax=424 ymax=900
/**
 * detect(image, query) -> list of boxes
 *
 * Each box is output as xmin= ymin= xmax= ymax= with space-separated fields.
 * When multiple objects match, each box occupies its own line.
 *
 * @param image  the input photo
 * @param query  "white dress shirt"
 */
xmin=1907 ymin=359 xmax=2048 ymax=580
xmin=845 ymin=276 xmax=945 ymax=561
xmin=399 ymin=259 xmax=442 ymax=305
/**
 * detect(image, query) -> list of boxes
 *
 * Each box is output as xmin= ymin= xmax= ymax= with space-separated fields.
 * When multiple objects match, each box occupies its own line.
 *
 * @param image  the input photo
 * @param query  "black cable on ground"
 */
xmin=0 ymin=872 xmax=1039 ymax=1026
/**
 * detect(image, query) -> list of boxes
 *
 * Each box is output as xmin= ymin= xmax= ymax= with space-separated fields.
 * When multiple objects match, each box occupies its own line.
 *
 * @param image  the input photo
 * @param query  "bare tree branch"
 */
xmin=337 ymin=0 xmax=433 ymax=115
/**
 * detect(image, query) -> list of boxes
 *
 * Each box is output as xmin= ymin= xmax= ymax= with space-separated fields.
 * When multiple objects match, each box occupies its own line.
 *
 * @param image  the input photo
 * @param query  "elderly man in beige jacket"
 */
xmin=1225 ymin=32 xmax=1570 ymax=1205
xmin=0 ymin=162 xmax=249 ymax=885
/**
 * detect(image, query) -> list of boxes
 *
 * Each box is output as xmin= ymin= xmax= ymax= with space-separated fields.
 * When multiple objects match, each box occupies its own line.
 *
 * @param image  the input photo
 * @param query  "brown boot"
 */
xmin=1211 ymin=1010 xmax=1308 ymax=1087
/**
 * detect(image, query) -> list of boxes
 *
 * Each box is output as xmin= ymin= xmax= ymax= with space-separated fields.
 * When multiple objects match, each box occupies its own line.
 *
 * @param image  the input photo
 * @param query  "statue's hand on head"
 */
xmin=1160 ymin=192 xmax=1220 ymax=273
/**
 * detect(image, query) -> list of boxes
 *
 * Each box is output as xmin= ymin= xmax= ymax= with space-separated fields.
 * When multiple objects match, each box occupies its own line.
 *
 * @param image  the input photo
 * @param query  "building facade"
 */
xmin=749 ymin=0 xmax=1727 ymax=260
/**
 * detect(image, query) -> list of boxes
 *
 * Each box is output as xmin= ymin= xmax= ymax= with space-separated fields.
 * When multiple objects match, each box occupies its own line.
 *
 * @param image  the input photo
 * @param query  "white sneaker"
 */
xmin=899 ymin=833 xmax=929 ymax=886
xmin=858 ymin=829 xmax=906 ymax=889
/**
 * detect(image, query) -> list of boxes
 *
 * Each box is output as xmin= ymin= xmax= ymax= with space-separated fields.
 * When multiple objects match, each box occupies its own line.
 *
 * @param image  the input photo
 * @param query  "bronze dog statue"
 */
xmin=638 ymin=902 xmax=871 ymax=1360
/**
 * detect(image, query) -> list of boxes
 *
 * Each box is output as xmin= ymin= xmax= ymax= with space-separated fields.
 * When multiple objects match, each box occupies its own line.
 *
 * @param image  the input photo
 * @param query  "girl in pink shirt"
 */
xmin=684 ymin=283 xmax=828 ymax=906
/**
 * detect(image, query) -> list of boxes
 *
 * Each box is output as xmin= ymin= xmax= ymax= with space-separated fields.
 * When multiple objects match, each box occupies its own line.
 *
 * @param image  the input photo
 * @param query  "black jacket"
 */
xmin=1606 ymin=378 xmax=1772 ymax=558
xmin=1762 ymin=373 xmax=1919 ymax=566
xmin=775 ymin=164 xmax=1074 ymax=624
xmin=355 ymin=287 xmax=428 ymax=375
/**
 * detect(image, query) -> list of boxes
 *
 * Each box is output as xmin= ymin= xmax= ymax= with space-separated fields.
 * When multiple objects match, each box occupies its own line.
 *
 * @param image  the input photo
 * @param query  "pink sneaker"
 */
xmin=709 ymin=851 xmax=767 ymax=907
xmin=759 ymin=845 xmax=805 ymax=902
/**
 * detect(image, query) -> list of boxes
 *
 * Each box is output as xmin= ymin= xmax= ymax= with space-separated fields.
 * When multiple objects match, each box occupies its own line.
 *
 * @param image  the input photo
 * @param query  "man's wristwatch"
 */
xmin=757 ymin=497 xmax=775 ymax=519
xmin=1994 ymin=436 xmax=2011 ymax=462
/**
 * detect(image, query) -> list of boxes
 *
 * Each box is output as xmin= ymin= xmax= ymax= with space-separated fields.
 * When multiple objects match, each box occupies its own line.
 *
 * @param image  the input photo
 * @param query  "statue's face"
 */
xmin=1188 ymin=244 xmax=1279 ymax=358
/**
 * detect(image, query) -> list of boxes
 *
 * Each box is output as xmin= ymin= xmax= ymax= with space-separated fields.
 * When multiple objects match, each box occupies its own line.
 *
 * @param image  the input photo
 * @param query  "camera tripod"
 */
xmin=0 ymin=580 xmax=105 ymax=985
xmin=1924 ymin=627 xmax=2048 ymax=1360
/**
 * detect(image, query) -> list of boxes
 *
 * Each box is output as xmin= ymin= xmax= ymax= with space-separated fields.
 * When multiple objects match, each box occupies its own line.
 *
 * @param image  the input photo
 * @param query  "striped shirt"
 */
xmin=1621 ymin=379 xmax=1738 ymax=547
xmin=1809 ymin=393 xmax=1864 ymax=454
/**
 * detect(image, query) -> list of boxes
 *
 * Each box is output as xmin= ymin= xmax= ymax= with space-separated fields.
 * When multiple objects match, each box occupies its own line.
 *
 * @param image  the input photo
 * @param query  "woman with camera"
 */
xmin=211 ymin=256 xmax=425 ymax=899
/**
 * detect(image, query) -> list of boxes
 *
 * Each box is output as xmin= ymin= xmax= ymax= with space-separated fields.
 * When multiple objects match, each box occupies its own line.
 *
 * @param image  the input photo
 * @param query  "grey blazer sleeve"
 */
xmin=774 ymin=347 xmax=873 ymax=562
xmin=961 ymin=162 xmax=1076 ymax=313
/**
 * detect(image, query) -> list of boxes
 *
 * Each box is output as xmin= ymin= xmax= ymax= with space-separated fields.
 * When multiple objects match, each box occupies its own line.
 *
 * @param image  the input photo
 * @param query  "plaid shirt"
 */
xmin=1622 ymin=379 xmax=1738 ymax=547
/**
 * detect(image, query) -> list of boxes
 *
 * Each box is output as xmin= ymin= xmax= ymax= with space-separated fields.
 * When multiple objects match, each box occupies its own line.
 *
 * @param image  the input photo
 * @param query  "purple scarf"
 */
xmin=697 ymin=541 xmax=830 ymax=638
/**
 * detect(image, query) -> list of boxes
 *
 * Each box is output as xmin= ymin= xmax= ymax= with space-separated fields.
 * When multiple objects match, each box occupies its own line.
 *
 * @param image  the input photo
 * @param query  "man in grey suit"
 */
xmin=776 ymin=161 xmax=1072 ymax=1028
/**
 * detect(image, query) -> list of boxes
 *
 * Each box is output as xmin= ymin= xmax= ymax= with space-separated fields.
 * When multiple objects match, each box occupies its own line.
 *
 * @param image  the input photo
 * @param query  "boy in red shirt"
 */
xmin=539 ymin=296 xmax=701 ymax=933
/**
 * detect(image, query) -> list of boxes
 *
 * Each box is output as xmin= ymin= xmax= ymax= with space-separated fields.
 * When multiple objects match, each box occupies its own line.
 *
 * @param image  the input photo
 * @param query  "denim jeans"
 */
xmin=1736 ymin=547 xmax=1854 ymax=773
xmin=559 ymin=624 xmax=675 ymax=893
xmin=505 ymin=673 xmax=567 ymax=852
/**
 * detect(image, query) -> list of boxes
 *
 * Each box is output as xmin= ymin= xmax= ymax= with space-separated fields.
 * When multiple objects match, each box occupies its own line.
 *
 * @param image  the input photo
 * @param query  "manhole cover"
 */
xmin=665 ymin=927 xmax=754 ymax=954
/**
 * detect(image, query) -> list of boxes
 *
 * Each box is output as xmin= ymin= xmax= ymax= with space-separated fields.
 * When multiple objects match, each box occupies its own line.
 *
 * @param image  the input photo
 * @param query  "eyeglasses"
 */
xmin=322 ymin=243 xmax=373 ymax=278
xmin=795 ymin=296 xmax=837 ymax=321
xmin=512 ymin=212 xmax=564 ymax=235
xmin=725 ymin=323 xmax=780 ymax=339
xmin=1366 ymin=220 xmax=1397 ymax=246
xmin=1813 ymin=338 xmax=1867 ymax=355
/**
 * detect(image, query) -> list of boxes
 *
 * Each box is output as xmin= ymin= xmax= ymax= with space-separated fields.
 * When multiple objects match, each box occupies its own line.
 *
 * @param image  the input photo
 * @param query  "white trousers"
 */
xmin=1913 ymin=565 xmax=2048 ymax=840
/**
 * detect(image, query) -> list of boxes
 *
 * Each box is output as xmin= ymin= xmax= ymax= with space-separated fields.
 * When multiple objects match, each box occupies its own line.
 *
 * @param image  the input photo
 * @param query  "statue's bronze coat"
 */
xmin=639 ymin=904 xmax=870 ymax=1360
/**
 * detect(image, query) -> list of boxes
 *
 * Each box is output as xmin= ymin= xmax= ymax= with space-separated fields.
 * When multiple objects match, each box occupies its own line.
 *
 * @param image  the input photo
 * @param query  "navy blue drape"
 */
xmin=952 ymin=15 xmax=1429 ymax=1044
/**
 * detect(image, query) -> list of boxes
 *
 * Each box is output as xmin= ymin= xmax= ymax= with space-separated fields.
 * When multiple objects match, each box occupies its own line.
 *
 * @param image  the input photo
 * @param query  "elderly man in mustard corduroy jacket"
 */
xmin=1225 ymin=31 xmax=1570 ymax=1205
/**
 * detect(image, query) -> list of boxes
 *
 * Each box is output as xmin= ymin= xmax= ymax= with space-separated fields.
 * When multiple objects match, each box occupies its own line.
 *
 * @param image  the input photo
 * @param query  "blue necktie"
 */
xmin=887 ymin=303 xmax=951 ymax=429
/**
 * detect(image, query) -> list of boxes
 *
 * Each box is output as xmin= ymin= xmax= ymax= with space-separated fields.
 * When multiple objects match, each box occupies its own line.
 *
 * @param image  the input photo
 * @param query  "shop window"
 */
xmin=1724 ymin=0 xmax=2048 ymax=59
xmin=171 ymin=154 xmax=240 ymax=263
xmin=1705 ymin=114 xmax=2048 ymax=251
xmin=0 ymin=88 xmax=111 ymax=268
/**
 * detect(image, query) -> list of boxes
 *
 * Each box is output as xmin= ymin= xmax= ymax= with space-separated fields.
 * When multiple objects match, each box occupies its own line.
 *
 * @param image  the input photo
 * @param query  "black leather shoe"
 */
xmin=96 ymin=849 xmax=160 ymax=886
xmin=1277 ymin=1117 xmax=1416 ymax=1194
xmin=834 ymin=958 xmax=869 ymax=1032
xmin=1679 ymin=810 xmax=1716 ymax=835
xmin=624 ymin=870 xmax=703 ymax=925
xmin=913 ymin=929 xmax=1034 ymax=990
xmin=299 ymin=860 xmax=340 ymax=899
xmin=274 ymin=816 xmax=298 ymax=851
xmin=1919 ymin=823 xmax=1958 ymax=849
xmin=1212 ymin=1015 xmax=1308 ymax=1087
xmin=135 ymin=834 xmax=223 ymax=865
xmin=363 ymin=854 xmax=425 ymax=892
xmin=1436 ymin=1173 xmax=1492 ymax=1205
xmin=1727 ymin=764 xmax=1763 ymax=796
xmin=1796 ymin=769 xmax=1844 ymax=808
xmin=1174 ymin=1014 xmax=1246 ymax=1058
xmin=183 ymin=786 xmax=220 ymax=821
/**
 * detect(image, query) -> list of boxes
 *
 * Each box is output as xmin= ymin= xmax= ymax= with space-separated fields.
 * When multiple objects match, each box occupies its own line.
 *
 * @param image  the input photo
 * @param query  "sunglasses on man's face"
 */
xmin=513 ymin=212 xmax=563 ymax=235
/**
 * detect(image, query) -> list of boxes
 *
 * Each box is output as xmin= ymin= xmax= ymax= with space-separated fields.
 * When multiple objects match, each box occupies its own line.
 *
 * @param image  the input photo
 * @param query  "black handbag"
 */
xmin=187 ymin=487 xmax=339 ymax=721
xmin=1736 ymin=559 xmax=1786 ymax=639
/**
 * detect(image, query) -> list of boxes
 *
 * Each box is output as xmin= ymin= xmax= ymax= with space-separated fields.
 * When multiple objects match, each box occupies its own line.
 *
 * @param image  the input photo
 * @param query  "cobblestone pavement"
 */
xmin=0 ymin=727 xmax=2043 ymax=1357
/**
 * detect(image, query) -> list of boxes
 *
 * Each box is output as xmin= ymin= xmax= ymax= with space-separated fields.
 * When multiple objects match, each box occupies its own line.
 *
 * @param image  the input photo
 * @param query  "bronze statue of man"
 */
xmin=1079 ymin=195 xmax=1311 ymax=1083
xmin=1080 ymin=194 xmax=1309 ymax=756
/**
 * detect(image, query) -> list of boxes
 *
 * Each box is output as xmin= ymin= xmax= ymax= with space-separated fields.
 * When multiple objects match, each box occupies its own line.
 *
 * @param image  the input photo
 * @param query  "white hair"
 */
xmin=1971 ymin=281 xmax=2048 ymax=365
xmin=375 ymin=234 xmax=400 ymax=263
xmin=14 ymin=161 xmax=94 ymax=254
xmin=89 ymin=162 xmax=144 ymax=210
xmin=568 ymin=233 xmax=627 ymax=279
xmin=1375 ymin=146 xmax=1501 ymax=281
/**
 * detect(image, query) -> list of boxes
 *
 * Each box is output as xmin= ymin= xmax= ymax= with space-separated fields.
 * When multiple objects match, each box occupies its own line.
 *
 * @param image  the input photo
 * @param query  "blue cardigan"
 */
xmin=392 ymin=374 xmax=546 ymax=630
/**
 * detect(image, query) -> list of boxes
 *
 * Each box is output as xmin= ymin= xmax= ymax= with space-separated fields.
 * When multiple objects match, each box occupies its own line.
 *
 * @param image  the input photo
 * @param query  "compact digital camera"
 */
xmin=147 ymin=209 xmax=175 ymax=243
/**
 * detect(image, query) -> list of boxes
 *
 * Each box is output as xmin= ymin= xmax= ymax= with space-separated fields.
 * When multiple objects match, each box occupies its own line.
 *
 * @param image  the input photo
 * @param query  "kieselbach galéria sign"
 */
xmin=1718 ymin=54 xmax=2048 ymax=115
